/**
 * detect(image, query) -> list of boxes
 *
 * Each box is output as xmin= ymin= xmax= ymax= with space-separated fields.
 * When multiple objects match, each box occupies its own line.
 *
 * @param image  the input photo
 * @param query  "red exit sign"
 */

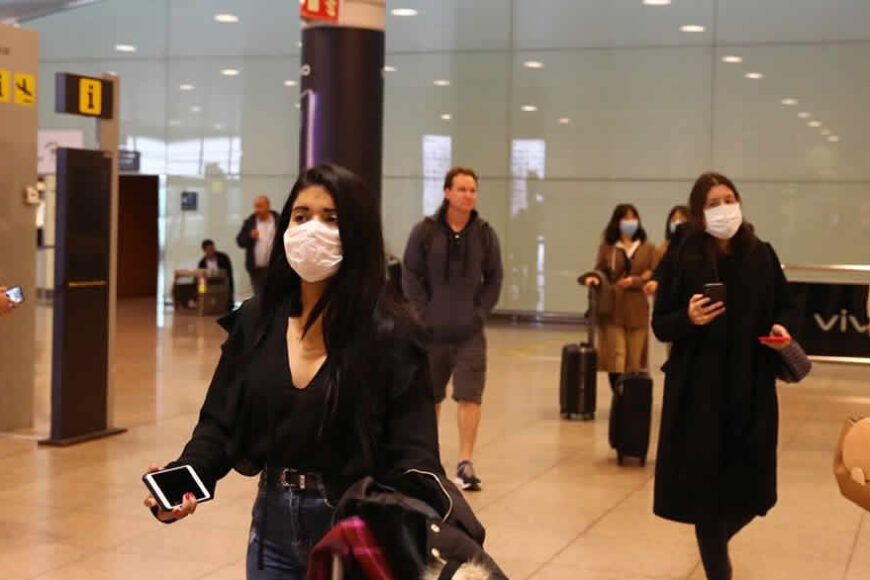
xmin=300 ymin=0 xmax=341 ymax=22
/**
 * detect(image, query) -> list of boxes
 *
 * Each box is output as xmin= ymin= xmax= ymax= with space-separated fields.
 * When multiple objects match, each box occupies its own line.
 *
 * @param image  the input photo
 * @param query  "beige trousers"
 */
xmin=605 ymin=325 xmax=648 ymax=373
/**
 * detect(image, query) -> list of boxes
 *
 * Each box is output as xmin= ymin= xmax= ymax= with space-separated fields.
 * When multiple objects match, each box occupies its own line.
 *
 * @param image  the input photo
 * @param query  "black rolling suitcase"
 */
xmin=609 ymin=371 xmax=653 ymax=466
xmin=559 ymin=280 xmax=600 ymax=421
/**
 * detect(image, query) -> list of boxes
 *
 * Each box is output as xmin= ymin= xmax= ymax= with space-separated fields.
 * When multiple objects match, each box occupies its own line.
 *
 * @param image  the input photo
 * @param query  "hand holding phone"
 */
xmin=143 ymin=464 xmax=210 ymax=521
xmin=688 ymin=293 xmax=725 ymax=326
xmin=760 ymin=324 xmax=792 ymax=351
xmin=0 ymin=286 xmax=22 ymax=317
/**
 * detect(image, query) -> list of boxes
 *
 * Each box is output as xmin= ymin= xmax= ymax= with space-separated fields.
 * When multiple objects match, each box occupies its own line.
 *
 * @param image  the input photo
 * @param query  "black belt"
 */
xmin=263 ymin=466 xmax=325 ymax=493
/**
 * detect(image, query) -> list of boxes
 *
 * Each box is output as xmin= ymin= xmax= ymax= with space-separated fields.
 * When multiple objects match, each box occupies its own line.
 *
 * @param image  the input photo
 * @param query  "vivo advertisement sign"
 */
xmin=789 ymin=282 xmax=870 ymax=359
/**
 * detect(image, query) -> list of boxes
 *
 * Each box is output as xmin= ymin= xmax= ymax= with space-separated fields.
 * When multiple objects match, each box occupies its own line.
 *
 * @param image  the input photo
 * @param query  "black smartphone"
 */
xmin=703 ymin=283 xmax=726 ymax=305
xmin=4 ymin=286 xmax=24 ymax=304
xmin=143 ymin=465 xmax=212 ymax=511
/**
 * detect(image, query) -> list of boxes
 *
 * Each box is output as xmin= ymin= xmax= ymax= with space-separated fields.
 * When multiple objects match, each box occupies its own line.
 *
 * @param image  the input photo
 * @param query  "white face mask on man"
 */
xmin=283 ymin=220 xmax=343 ymax=282
xmin=704 ymin=203 xmax=743 ymax=240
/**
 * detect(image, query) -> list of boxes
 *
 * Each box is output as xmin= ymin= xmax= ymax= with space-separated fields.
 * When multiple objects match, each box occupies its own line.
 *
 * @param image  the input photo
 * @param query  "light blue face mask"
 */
xmin=620 ymin=219 xmax=639 ymax=237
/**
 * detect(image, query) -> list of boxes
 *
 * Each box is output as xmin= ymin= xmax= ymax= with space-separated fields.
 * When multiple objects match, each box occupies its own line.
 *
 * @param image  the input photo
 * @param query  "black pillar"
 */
xmin=299 ymin=25 xmax=385 ymax=201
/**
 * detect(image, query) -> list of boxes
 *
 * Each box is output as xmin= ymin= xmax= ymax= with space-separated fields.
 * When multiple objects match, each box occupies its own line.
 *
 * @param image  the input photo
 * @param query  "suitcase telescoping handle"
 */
xmin=578 ymin=271 xmax=603 ymax=348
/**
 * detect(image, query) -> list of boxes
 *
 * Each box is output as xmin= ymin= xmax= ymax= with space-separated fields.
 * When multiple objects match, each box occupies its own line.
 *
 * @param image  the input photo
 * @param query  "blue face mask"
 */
xmin=620 ymin=219 xmax=639 ymax=237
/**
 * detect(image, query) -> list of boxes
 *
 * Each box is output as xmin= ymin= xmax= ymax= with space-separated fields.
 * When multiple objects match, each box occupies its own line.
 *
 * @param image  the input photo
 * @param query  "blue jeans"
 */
xmin=246 ymin=482 xmax=335 ymax=580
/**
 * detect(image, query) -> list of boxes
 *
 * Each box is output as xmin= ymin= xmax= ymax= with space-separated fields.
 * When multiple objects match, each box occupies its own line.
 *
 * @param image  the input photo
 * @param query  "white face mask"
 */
xmin=704 ymin=203 xmax=743 ymax=240
xmin=283 ymin=220 xmax=343 ymax=282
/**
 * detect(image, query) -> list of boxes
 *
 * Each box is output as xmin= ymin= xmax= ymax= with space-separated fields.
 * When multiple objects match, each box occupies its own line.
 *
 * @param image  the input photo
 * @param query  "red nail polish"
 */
xmin=185 ymin=493 xmax=194 ymax=501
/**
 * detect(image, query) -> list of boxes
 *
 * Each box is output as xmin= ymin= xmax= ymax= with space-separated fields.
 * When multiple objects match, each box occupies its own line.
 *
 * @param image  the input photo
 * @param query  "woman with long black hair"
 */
xmin=652 ymin=173 xmax=794 ymax=580
xmin=142 ymin=164 xmax=487 ymax=579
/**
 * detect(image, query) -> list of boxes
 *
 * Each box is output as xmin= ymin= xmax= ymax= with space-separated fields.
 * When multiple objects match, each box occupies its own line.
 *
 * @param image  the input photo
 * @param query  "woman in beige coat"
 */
xmin=586 ymin=204 xmax=659 ymax=391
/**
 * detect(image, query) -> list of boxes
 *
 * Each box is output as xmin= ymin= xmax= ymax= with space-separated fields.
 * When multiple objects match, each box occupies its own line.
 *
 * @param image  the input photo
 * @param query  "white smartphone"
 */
xmin=142 ymin=465 xmax=212 ymax=511
xmin=4 ymin=286 xmax=24 ymax=304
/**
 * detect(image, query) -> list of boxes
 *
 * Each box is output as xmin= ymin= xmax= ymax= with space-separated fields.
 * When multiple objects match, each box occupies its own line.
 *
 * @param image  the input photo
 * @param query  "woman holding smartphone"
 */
xmin=143 ymin=165 xmax=493 ymax=579
xmin=651 ymin=173 xmax=794 ymax=580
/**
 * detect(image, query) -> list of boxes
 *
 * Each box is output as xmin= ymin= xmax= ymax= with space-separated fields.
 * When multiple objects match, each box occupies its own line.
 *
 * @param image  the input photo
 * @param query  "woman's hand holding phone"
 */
xmin=759 ymin=324 xmax=792 ymax=351
xmin=688 ymin=294 xmax=725 ymax=326
xmin=143 ymin=463 xmax=198 ymax=522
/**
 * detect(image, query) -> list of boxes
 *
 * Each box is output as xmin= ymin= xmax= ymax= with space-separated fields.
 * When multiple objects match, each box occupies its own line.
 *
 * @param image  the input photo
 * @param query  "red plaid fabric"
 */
xmin=307 ymin=516 xmax=396 ymax=580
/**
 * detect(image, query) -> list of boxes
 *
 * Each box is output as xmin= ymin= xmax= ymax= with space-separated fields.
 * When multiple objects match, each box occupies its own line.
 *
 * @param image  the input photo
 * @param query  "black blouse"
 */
xmin=168 ymin=298 xmax=444 ymax=501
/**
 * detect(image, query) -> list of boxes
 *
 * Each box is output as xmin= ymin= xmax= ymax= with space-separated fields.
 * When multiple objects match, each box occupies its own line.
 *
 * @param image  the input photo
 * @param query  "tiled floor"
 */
xmin=2 ymin=298 xmax=870 ymax=579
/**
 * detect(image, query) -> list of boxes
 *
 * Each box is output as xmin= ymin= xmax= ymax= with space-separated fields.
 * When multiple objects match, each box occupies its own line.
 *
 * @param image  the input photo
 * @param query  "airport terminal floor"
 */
xmin=0 ymin=299 xmax=868 ymax=580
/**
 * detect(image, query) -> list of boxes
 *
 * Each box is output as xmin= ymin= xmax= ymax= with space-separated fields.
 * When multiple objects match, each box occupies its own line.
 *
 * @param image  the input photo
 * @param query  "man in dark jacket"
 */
xmin=235 ymin=196 xmax=279 ymax=297
xmin=403 ymin=167 xmax=503 ymax=492
xmin=198 ymin=239 xmax=235 ymax=312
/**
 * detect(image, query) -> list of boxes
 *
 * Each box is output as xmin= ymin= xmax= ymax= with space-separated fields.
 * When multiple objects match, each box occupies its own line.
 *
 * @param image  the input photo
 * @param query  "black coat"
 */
xmin=651 ymin=228 xmax=793 ymax=523
xmin=235 ymin=211 xmax=280 ymax=274
xmin=198 ymin=251 xmax=235 ymax=311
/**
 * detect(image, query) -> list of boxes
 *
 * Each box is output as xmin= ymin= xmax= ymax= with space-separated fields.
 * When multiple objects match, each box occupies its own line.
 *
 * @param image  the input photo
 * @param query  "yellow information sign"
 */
xmin=13 ymin=72 xmax=36 ymax=106
xmin=78 ymin=77 xmax=102 ymax=115
xmin=0 ymin=70 xmax=9 ymax=103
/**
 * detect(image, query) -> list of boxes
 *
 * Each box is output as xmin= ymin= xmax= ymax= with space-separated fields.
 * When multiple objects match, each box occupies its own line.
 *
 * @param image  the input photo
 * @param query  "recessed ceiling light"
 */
xmin=214 ymin=13 xmax=239 ymax=23
xmin=808 ymin=121 xmax=822 ymax=128
xmin=179 ymin=84 xmax=195 ymax=91
xmin=781 ymin=98 xmax=798 ymax=106
xmin=433 ymin=79 xmax=451 ymax=87
xmin=384 ymin=66 xmax=397 ymax=73
xmin=821 ymin=129 xmax=832 ymax=136
xmin=391 ymin=8 xmax=418 ymax=16
xmin=168 ymin=120 xmax=181 ymax=127
xmin=114 ymin=44 xmax=136 ymax=53
xmin=798 ymin=112 xmax=812 ymax=119
xmin=558 ymin=117 xmax=572 ymax=125
xmin=681 ymin=25 xmax=706 ymax=33
xmin=744 ymin=72 xmax=764 ymax=80
xmin=722 ymin=56 xmax=743 ymax=64
xmin=440 ymin=114 xmax=452 ymax=121
xmin=214 ymin=123 xmax=224 ymax=130
xmin=522 ymin=105 xmax=538 ymax=112
xmin=190 ymin=106 xmax=202 ymax=113
xmin=221 ymin=68 xmax=240 ymax=76
xmin=643 ymin=0 xmax=672 ymax=5
xmin=523 ymin=61 xmax=544 ymax=69
xmin=284 ymin=80 xmax=297 ymax=87
xmin=828 ymin=136 xmax=840 ymax=143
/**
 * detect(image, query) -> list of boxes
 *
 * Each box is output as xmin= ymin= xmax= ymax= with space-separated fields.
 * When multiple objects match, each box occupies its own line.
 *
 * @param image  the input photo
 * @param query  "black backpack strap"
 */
xmin=438 ymin=561 xmax=462 ymax=580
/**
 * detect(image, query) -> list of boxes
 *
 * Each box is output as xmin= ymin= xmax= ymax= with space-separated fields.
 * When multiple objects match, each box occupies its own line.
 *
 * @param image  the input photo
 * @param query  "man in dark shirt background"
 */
xmin=198 ymin=239 xmax=235 ymax=312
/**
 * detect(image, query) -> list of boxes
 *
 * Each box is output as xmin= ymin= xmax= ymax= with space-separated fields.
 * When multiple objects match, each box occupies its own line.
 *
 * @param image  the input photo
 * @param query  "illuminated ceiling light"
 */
xmin=221 ymin=68 xmax=240 ymax=76
xmin=643 ymin=0 xmax=672 ymax=5
xmin=681 ymin=25 xmax=706 ymax=32
xmin=558 ymin=117 xmax=572 ymax=124
xmin=798 ymin=112 xmax=812 ymax=119
xmin=114 ymin=44 xmax=137 ymax=53
xmin=808 ymin=121 xmax=822 ymax=128
xmin=190 ymin=106 xmax=202 ymax=113
xmin=391 ymin=8 xmax=418 ymax=16
xmin=433 ymin=79 xmax=451 ymax=87
xmin=744 ymin=72 xmax=764 ymax=79
xmin=214 ymin=13 xmax=239 ymax=23
xmin=440 ymin=114 xmax=452 ymax=121
xmin=214 ymin=123 xmax=225 ymax=130
xmin=781 ymin=98 xmax=798 ymax=106
xmin=168 ymin=120 xmax=181 ymax=127
xmin=383 ymin=66 xmax=397 ymax=72
xmin=179 ymin=84 xmax=195 ymax=91
xmin=523 ymin=61 xmax=544 ymax=69
xmin=722 ymin=56 xmax=743 ymax=64
xmin=522 ymin=105 xmax=538 ymax=112
xmin=828 ymin=136 xmax=840 ymax=142
xmin=294 ymin=103 xmax=301 ymax=109
xmin=284 ymin=79 xmax=297 ymax=87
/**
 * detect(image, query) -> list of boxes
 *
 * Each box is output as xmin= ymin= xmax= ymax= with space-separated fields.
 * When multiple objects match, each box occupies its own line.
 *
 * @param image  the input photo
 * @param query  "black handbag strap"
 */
xmin=438 ymin=561 xmax=462 ymax=580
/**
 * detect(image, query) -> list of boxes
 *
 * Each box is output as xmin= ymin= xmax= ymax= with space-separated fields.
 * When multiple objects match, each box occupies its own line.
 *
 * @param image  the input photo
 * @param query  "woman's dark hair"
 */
xmin=664 ymin=205 xmax=690 ymax=242
xmin=604 ymin=203 xmax=647 ymax=245
xmin=687 ymin=172 xmax=755 ymax=254
xmin=258 ymin=164 xmax=400 ymax=470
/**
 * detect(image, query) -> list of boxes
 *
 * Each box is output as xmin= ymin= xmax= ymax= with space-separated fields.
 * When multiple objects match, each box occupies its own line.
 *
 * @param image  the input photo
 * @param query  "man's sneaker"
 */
xmin=455 ymin=460 xmax=482 ymax=491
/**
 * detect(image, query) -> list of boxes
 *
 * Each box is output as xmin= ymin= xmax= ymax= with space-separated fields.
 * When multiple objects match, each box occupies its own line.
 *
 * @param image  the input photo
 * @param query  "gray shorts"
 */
xmin=428 ymin=331 xmax=487 ymax=404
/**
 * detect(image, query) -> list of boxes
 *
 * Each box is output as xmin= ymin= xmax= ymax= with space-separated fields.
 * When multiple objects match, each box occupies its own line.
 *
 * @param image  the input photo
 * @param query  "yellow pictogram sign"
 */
xmin=78 ymin=78 xmax=102 ymax=115
xmin=13 ymin=72 xmax=36 ymax=106
xmin=0 ymin=70 xmax=9 ymax=103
